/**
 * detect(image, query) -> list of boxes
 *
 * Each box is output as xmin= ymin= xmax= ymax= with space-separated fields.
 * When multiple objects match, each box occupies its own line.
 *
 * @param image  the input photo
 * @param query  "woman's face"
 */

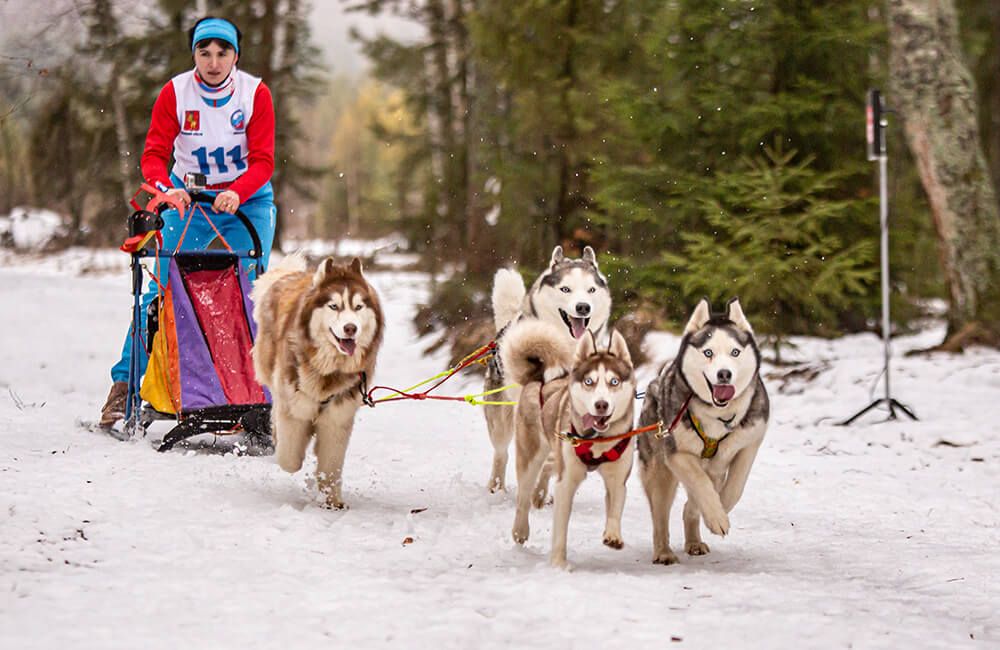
xmin=194 ymin=41 xmax=237 ymax=85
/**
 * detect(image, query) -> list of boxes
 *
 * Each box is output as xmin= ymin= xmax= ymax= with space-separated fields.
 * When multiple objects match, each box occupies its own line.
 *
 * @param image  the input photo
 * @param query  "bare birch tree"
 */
xmin=888 ymin=0 xmax=1000 ymax=348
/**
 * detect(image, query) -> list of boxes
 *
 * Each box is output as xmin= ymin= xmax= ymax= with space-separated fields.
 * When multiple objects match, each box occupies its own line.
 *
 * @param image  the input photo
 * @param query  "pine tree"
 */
xmin=347 ymin=0 xmax=471 ymax=270
xmin=589 ymin=0 xmax=886 ymax=335
xmin=664 ymin=145 xmax=877 ymax=361
xmin=469 ymin=0 xmax=611 ymax=261
xmin=353 ymin=0 xmax=627 ymax=271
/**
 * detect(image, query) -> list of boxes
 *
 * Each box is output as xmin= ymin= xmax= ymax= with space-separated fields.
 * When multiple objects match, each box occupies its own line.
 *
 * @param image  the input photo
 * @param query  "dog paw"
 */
xmin=653 ymin=550 xmax=679 ymax=565
xmin=532 ymin=490 xmax=551 ymax=509
xmin=275 ymin=453 xmax=304 ymax=474
xmin=603 ymin=534 xmax=624 ymax=550
xmin=488 ymin=478 xmax=505 ymax=493
xmin=550 ymin=556 xmax=570 ymax=570
xmin=701 ymin=506 xmax=730 ymax=537
xmin=323 ymin=498 xmax=348 ymax=510
xmin=511 ymin=525 xmax=529 ymax=545
xmin=685 ymin=541 xmax=711 ymax=556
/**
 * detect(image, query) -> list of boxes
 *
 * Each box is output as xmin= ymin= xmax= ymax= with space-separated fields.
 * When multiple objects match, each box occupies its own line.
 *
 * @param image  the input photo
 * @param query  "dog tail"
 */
xmin=492 ymin=268 xmax=526 ymax=331
xmin=251 ymin=251 xmax=306 ymax=303
xmin=250 ymin=250 xmax=307 ymax=327
xmin=500 ymin=319 xmax=575 ymax=386
xmin=250 ymin=252 xmax=307 ymax=388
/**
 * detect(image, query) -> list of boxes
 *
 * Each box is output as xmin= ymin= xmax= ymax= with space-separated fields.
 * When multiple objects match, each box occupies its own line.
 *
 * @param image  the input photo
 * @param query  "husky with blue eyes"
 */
xmin=484 ymin=246 xmax=612 ymax=494
xmin=501 ymin=320 xmax=636 ymax=569
xmin=251 ymin=253 xmax=384 ymax=509
xmin=637 ymin=298 xmax=769 ymax=565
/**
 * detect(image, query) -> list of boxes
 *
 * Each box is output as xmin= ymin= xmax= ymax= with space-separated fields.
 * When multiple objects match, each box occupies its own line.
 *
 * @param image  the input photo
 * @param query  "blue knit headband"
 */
xmin=192 ymin=18 xmax=239 ymax=53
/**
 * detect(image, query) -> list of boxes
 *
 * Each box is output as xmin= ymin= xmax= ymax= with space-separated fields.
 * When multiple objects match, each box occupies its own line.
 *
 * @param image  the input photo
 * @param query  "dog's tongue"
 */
xmin=570 ymin=317 xmax=587 ymax=339
xmin=582 ymin=413 xmax=609 ymax=432
xmin=338 ymin=337 xmax=357 ymax=356
xmin=713 ymin=384 xmax=736 ymax=402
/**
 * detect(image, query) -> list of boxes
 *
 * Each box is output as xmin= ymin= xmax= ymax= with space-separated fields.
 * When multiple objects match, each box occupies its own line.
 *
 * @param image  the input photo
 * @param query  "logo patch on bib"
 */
xmin=184 ymin=110 xmax=200 ymax=132
xmin=230 ymin=109 xmax=245 ymax=131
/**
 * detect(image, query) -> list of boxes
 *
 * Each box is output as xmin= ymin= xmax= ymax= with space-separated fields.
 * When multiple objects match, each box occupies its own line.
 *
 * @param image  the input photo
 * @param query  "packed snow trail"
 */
xmin=0 ymin=262 xmax=997 ymax=648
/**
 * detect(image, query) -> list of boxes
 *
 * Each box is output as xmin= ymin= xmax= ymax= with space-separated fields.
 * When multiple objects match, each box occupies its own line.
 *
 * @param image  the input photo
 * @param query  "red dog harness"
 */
xmin=539 ymin=379 xmax=632 ymax=467
xmin=570 ymin=426 xmax=633 ymax=468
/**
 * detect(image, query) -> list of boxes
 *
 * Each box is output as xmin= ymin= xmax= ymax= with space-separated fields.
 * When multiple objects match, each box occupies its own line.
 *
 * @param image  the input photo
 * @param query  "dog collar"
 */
xmin=688 ymin=411 xmax=730 ymax=459
xmin=298 ymin=372 xmax=372 ymax=420
xmin=569 ymin=425 xmax=633 ymax=468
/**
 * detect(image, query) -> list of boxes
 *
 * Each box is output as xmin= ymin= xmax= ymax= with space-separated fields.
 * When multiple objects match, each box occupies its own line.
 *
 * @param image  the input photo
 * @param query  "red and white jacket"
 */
xmin=140 ymin=69 xmax=275 ymax=200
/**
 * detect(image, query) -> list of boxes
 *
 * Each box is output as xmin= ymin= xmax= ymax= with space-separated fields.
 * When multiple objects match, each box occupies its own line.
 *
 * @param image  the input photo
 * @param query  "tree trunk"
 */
xmin=92 ymin=0 xmax=133 ymax=206
xmin=453 ymin=0 xmax=487 ymax=274
xmin=888 ymin=0 xmax=1000 ymax=345
xmin=988 ymin=1 xmax=1000 ymax=200
xmin=0 ymin=128 xmax=22 ymax=214
xmin=108 ymin=58 xmax=134 ymax=206
xmin=554 ymin=0 xmax=579 ymax=249
xmin=427 ymin=0 xmax=458 ymax=250
xmin=346 ymin=163 xmax=362 ymax=236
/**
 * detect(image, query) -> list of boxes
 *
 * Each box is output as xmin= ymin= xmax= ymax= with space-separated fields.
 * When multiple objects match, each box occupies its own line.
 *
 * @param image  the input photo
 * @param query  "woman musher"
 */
xmin=99 ymin=16 xmax=276 ymax=429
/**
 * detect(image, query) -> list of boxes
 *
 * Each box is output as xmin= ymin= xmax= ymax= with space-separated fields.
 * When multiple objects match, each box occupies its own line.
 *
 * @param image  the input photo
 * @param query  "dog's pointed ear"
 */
xmin=350 ymin=257 xmax=363 ymax=275
xmin=313 ymin=257 xmax=336 ymax=287
xmin=608 ymin=329 xmax=632 ymax=365
xmin=582 ymin=246 xmax=598 ymax=267
xmin=684 ymin=298 xmax=712 ymax=335
xmin=726 ymin=297 xmax=753 ymax=334
xmin=575 ymin=329 xmax=597 ymax=364
xmin=549 ymin=245 xmax=565 ymax=268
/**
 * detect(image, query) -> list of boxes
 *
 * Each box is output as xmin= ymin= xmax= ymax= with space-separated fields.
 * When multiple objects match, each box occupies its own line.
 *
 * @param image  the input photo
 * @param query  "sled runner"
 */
xmin=120 ymin=184 xmax=272 ymax=452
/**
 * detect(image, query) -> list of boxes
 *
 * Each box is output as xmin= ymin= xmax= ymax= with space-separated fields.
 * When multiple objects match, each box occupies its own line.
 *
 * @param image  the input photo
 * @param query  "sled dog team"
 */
xmin=250 ymin=248 xmax=769 ymax=568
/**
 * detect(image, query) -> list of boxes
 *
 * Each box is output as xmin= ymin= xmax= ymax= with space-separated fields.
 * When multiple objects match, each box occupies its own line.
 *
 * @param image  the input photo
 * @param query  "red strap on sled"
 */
xmin=120 ymin=183 xmax=186 ymax=253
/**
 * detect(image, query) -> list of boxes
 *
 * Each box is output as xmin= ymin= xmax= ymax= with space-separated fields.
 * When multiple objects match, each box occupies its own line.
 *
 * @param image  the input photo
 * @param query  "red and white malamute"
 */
xmin=251 ymin=253 xmax=384 ymax=509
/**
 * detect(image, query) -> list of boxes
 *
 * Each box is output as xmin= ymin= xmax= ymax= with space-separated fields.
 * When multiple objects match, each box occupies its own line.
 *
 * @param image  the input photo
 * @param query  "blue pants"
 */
xmin=110 ymin=184 xmax=276 ymax=383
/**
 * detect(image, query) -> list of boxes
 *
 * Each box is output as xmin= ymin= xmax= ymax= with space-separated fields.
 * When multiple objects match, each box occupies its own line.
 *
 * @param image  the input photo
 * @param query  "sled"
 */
xmin=120 ymin=184 xmax=271 ymax=452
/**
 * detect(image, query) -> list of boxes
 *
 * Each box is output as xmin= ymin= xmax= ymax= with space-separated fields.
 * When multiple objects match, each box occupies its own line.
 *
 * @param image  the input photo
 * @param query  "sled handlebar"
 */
xmin=185 ymin=192 xmax=265 ymax=267
xmin=127 ymin=183 xmax=266 ymax=271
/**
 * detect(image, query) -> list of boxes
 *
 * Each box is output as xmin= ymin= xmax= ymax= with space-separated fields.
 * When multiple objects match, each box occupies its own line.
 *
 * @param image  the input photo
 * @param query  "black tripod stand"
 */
xmin=840 ymin=90 xmax=916 ymax=426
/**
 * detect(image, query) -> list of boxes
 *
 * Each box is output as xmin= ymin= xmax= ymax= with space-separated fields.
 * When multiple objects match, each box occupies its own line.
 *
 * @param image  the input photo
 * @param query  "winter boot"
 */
xmin=99 ymin=381 xmax=129 ymax=430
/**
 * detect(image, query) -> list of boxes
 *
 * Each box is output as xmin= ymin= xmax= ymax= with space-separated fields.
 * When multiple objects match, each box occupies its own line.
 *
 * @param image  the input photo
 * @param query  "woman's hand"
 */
xmin=165 ymin=188 xmax=192 ymax=209
xmin=213 ymin=190 xmax=241 ymax=214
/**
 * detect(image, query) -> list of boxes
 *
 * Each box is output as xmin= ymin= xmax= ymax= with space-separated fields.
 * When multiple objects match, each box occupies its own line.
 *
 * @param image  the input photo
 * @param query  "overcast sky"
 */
xmin=312 ymin=1 xmax=423 ymax=77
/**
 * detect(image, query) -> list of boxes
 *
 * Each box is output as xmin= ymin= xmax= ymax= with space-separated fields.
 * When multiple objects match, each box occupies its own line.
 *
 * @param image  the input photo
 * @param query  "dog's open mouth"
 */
xmin=705 ymin=375 xmax=736 ymax=407
xmin=331 ymin=330 xmax=357 ymax=356
xmin=582 ymin=413 xmax=612 ymax=433
xmin=559 ymin=309 xmax=590 ymax=339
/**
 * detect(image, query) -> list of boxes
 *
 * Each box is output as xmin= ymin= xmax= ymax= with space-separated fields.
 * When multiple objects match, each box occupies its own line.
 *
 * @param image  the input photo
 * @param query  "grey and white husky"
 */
xmin=483 ymin=246 xmax=612 ymax=492
xmin=637 ymin=298 xmax=769 ymax=565
xmin=501 ymin=320 xmax=637 ymax=569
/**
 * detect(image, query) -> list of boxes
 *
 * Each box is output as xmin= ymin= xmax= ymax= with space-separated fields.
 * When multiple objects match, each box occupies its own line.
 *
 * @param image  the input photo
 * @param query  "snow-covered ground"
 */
xmin=1 ymin=253 xmax=997 ymax=649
